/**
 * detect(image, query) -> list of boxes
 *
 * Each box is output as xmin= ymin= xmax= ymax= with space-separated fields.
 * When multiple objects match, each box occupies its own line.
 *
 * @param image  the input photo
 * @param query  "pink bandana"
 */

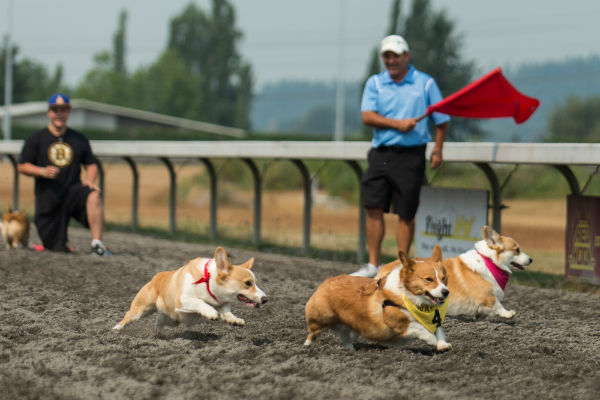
xmin=477 ymin=251 xmax=509 ymax=290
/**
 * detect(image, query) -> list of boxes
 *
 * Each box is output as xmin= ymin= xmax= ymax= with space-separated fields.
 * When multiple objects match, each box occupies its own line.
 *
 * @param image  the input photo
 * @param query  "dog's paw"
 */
xmin=436 ymin=341 xmax=452 ymax=352
xmin=499 ymin=309 xmax=516 ymax=319
xmin=222 ymin=313 xmax=245 ymax=326
xmin=201 ymin=308 xmax=219 ymax=320
xmin=112 ymin=324 xmax=123 ymax=331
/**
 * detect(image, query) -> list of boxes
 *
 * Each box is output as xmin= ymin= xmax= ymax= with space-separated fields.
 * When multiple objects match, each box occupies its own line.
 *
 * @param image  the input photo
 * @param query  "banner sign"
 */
xmin=416 ymin=186 xmax=489 ymax=258
xmin=565 ymin=195 xmax=600 ymax=284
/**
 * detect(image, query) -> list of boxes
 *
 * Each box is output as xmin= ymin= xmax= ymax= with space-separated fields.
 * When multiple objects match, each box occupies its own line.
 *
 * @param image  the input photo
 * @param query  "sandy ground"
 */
xmin=1 ymin=227 xmax=599 ymax=400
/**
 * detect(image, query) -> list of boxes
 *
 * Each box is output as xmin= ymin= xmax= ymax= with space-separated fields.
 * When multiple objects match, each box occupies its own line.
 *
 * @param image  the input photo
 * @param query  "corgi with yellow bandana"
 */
xmin=304 ymin=246 xmax=451 ymax=352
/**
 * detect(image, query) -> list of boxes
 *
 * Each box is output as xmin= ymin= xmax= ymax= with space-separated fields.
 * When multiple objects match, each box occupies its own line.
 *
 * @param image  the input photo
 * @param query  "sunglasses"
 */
xmin=49 ymin=106 xmax=71 ymax=113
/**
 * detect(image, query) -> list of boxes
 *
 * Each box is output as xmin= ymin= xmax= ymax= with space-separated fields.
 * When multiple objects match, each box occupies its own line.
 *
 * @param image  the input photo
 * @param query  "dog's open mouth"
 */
xmin=510 ymin=262 xmax=525 ymax=270
xmin=237 ymin=294 xmax=259 ymax=308
xmin=425 ymin=291 xmax=445 ymax=305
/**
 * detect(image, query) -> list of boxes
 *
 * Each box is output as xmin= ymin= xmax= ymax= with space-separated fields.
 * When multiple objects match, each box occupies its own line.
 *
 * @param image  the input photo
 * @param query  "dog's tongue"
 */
xmin=238 ymin=294 xmax=258 ymax=308
xmin=511 ymin=262 xmax=524 ymax=270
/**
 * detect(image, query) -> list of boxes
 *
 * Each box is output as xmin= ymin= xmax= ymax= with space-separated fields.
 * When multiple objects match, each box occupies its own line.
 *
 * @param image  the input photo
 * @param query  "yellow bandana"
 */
xmin=402 ymin=293 xmax=448 ymax=333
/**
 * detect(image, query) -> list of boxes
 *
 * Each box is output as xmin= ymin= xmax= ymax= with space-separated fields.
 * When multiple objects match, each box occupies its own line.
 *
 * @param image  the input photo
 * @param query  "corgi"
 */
xmin=1 ymin=207 xmax=30 ymax=250
xmin=304 ymin=246 xmax=451 ymax=352
xmin=113 ymin=246 xmax=268 ymax=332
xmin=442 ymin=225 xmax=533 ymax=319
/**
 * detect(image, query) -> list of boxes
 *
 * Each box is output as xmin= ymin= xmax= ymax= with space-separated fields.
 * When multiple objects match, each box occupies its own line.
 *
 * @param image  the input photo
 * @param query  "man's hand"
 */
xmin=83 ymin=181 xmax=100 ymax=192
xmin=430 ymin=151 xmax=442 ymax=169
xmin=395 ymin=118 xmax=417 ymax=132
xmin=42 ymin=165 xmax=61 ymax=179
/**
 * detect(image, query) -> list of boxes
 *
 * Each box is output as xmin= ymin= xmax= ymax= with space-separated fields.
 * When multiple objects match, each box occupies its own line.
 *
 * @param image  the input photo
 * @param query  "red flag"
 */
xmin=425 ymin=67 xmax=540 ymax=124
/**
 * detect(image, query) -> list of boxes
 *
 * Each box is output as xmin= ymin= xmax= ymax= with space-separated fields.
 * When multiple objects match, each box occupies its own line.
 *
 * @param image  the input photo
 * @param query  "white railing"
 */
xmin=2 ymin=140 xmax=599 ymax=261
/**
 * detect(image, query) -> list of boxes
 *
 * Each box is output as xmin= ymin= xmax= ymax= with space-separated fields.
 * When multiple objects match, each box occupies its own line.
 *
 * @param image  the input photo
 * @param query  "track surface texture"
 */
xmin=1 ymin=227 xmax=599 ymax=400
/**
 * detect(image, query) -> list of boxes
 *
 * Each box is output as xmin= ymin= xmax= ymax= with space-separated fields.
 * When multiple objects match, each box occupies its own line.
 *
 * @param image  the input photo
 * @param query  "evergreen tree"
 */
xmin=167 ymin=0 xmax=253 ymax=128
xmin=74 ymin=9 xmax=130 ymax=105
xmin=113 ymin=11 xmax=127 ymax=75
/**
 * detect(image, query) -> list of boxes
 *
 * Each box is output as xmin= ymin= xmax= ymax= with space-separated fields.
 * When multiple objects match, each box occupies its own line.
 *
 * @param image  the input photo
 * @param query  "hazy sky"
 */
xmin=2 ymin=0 xmax=600 ymax=90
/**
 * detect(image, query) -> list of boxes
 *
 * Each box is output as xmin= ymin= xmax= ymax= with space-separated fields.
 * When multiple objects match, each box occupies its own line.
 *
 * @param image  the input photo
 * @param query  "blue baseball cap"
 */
xmin=47 ymin=93 xmax=70 ymax=107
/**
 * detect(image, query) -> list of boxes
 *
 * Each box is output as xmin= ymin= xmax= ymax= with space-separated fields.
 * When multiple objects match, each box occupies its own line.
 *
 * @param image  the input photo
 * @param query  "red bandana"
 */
xmin=477 ymin=251 xmax=509 ymax=290
xmin=192 ymin=259 xmax=218 ymax=301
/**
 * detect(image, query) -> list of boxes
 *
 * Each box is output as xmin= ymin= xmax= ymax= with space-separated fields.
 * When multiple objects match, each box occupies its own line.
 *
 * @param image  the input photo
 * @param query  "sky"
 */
xmin=2 ymin=0 xmax=600 ymax=91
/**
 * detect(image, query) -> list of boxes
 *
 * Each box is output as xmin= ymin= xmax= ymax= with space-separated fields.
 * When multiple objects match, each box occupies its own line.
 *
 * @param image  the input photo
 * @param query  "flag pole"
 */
xmin=416 ymin=113 xmax=428 ymax=122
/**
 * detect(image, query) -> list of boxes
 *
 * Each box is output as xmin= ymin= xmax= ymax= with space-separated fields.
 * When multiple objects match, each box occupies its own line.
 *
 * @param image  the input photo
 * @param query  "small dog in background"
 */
xmin=1 ymin=207 xmax=30 ymax=250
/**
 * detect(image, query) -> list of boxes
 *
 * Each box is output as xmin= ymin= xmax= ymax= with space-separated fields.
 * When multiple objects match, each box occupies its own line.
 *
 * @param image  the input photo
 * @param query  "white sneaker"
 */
xmin=349 ymin=263 xmax=379 ymax=278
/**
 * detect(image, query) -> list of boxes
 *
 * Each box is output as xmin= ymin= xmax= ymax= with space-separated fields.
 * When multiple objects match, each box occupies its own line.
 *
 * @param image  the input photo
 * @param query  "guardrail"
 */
xmin=2 ymin=140 xmax=599 ymax=261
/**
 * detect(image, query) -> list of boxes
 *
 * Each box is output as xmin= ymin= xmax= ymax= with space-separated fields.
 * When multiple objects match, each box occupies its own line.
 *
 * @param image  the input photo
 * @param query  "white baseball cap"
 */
xmin=380 ymin=35 xmax=410 ymax=55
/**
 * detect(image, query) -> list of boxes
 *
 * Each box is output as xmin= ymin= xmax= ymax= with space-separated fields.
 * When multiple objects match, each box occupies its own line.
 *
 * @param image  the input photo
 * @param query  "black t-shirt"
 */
xmin=19 ymin=127 xmax=97 ymax=215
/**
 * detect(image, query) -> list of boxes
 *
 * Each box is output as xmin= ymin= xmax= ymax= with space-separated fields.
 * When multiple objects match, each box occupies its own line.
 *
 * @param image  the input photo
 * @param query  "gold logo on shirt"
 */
xmin=48 ymin=142 xmax=73 ymax=168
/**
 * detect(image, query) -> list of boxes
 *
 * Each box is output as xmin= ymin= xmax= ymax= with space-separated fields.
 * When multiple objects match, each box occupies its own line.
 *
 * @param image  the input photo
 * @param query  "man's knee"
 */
xmin=366 ymin=207 xmax=384 ymax=219
xmin=86 ymin=190 xmax=103 ymax=210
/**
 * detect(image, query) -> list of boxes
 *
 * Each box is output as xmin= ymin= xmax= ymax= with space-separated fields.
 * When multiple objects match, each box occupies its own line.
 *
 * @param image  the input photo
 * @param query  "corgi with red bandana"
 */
xmin=305 ymin=246 xmax=451 ymax=352
xmin=113 ymin=247 xmax=267 ymax=332
xmin=442 ymin=225 xmax=532 ymax=319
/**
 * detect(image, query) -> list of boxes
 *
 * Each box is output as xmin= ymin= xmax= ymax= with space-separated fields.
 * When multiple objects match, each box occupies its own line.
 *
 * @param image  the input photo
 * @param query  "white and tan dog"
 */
xmin=443 ymin=225 xmax=532 ymax=319
xmin=113 ymin=246 xmax=267 ymax=332
xmin=305 ymin=246 xmax=451 ymax=352
xmin=1 ymin=207 xmax=30 ymax=250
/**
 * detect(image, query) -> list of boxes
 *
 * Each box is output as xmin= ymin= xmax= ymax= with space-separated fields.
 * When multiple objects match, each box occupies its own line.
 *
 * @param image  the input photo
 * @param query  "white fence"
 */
xmin=2 ymin=140 xmax=599 ymax=261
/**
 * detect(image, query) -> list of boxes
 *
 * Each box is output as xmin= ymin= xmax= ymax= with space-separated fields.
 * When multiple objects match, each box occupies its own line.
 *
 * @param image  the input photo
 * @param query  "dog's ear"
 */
xmin=398 ymin=250 xmax=413 ymax=270
xmin=482 ymin=225 xmax=503 ymax=249
xmin=239 ymin=257 xmax=254 ymax=270
xmin=440 ymin=265 xmax=448 ymax=284
xmin=431 ymin=245 xmax=443 ymax=262
xmin=214 ymin=247 xmax=233 ymax=273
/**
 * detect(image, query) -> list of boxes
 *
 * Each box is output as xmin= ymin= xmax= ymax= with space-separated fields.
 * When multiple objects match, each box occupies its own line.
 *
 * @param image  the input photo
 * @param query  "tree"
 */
xmin=1 ymin=44 xmax=64 ymax=104
xmin=360 ymin=0 xmax=480 ymax=140
xmin=113 ymin=10 xmax=127 ymax=75
xmin=74 ymin=10 xmax=130 ymax=105
xmin=547 ymin=96 xmax=600 ymax=143
xmin=74 ymin=1 xmax=252 ymax=129
xmin=167 ymin=0 xmax=253 ymax=128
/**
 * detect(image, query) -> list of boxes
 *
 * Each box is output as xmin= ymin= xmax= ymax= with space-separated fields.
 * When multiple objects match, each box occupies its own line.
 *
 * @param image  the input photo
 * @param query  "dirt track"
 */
xmin=1 ymin=227 xmax=599 ymax=400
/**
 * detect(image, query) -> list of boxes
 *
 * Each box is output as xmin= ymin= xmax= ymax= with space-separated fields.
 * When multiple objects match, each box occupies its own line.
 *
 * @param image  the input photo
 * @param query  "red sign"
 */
xmin=565 ymin=195 xmax=600 ymax=284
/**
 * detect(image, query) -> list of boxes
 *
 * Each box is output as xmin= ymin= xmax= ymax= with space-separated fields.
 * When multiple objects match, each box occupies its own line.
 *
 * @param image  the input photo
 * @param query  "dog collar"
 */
xmin=477 ymin=251 xmax=509 ymax=290
xmin=192 ymin=258 xmax=218 ymax=301
xmin=402 ymin=293 xmax=448 ymax=333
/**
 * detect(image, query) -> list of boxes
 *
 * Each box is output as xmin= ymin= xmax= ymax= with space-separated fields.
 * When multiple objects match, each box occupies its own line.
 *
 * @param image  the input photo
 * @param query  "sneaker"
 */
xmin=33 ymin=244 xmax=75 ymax=253
xmin=91 ymin=242 xmax=113 ymax=256
xmin=349 ymin=263 xmax=379 ymax=278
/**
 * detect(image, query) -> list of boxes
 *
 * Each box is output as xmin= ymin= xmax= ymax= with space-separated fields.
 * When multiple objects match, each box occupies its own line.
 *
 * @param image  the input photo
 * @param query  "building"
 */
xmin=1 ymin=99 xmax=246 ymax=139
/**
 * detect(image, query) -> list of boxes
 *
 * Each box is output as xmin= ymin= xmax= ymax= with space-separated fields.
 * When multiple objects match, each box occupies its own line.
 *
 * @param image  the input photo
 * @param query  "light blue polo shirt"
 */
xmin=361 ymin=65 xmax=450 ymax=148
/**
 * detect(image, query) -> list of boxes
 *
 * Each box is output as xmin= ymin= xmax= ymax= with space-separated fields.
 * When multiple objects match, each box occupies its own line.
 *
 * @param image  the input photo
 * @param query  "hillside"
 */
xmin=251 ymin=55 xmax=600 ymax=141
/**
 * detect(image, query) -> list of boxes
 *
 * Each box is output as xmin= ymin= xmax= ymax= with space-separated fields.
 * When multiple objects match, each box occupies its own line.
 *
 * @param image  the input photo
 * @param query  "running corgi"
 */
xmin=113 ymin=246 xmax=268 ymax=332
xmin=442 ymin=225 xmax=532 ymax=319
xmin=305 ymin=246 xmax=451 ymax=352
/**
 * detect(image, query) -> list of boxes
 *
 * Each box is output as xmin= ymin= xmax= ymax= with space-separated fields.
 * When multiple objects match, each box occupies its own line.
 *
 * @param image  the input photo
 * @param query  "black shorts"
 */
xmin=35 ymin=183 xmax=93 ymax=251
xmin=361 ymin=145 xmax=426 ymax=220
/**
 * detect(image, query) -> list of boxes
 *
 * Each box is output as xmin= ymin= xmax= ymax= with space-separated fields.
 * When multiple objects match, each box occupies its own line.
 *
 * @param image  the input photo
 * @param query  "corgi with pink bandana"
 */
xmin=443 ymin=225 xmax=532 ymax=319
